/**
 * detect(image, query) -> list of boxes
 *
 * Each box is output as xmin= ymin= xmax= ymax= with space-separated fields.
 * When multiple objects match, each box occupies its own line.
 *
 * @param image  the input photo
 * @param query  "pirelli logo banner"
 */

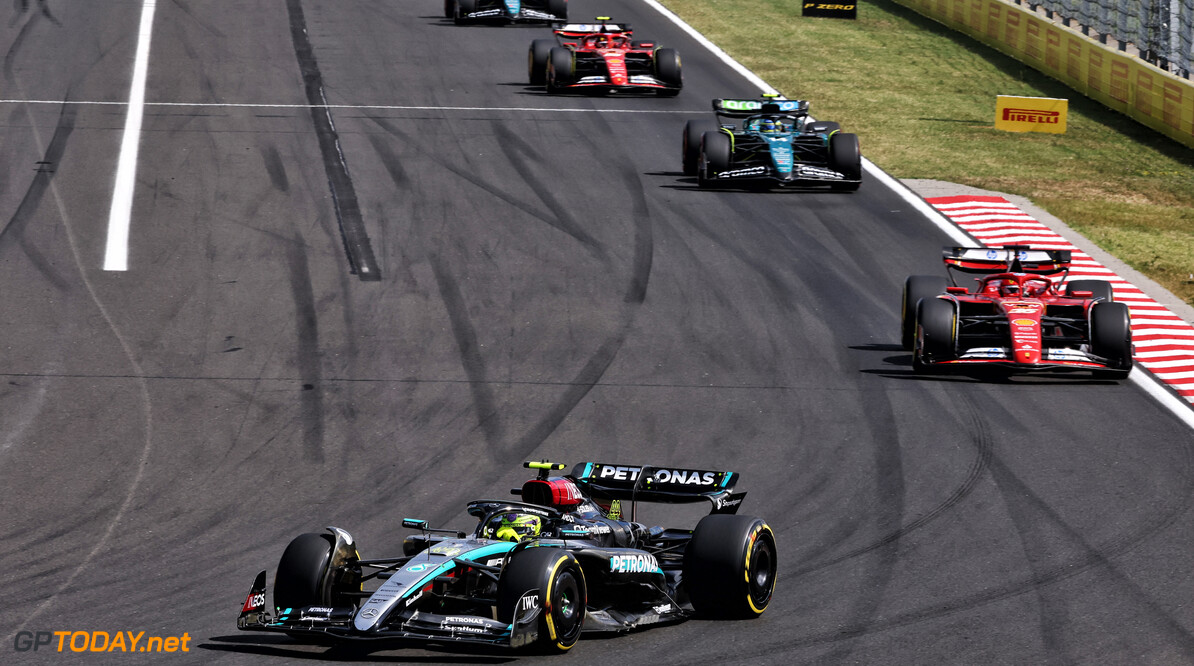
xmin=802 ymin=3 xmax=857 ymax=19
xmin=995 ymin=95 xmax=1068 ymax=133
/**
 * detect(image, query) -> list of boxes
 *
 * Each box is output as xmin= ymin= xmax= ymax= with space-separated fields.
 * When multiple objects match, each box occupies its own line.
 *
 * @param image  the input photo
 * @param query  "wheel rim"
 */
xmin=551 ymin=571 xmax=583 ymax=640
xmin=748 ymin=537 xmax=775 ymax=609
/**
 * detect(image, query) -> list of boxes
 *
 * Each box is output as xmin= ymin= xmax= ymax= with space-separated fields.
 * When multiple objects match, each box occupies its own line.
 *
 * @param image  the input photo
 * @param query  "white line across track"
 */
xmin=103 ymin=0 xmax=157 ymax=272
xmin=0 ymin=99 xmax=706 ymax=114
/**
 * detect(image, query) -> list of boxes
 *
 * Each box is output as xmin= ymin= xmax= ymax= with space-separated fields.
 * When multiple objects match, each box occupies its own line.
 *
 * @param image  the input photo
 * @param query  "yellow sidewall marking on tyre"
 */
xmin=544 ymin=554 xmax=571 ymax=646
xmin=746 ymin=524 xmax=775 ymax=615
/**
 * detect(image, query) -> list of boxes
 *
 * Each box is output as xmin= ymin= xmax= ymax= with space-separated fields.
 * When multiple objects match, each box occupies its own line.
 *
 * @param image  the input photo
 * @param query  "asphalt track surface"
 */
xmin=2 ymin=1 xmax=1194 ymax=664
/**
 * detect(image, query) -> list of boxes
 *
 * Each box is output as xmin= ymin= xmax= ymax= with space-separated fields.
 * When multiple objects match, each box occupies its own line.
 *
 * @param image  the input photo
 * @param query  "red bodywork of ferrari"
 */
xmin=905 ymin=246 xmax=1133 ymax=378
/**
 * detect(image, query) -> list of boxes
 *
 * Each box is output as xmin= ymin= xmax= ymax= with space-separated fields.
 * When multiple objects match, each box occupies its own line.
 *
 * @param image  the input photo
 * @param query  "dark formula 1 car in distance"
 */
xmin=902 ymin=245 xmax=1133 ymax=378
xmin=445 ymin=0 xmax=566 ymax=25
xmin=528 ymin=18 xmax=682 ymax=95
xmin=682 ymin=95 xmax=862 ymax=190
xmin=238 ymin=461 xmax=777 ymax=653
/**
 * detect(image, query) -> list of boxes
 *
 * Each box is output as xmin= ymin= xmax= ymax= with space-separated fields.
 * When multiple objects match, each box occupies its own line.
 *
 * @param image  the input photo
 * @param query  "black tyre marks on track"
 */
xmin=4 ymin=0 xmax=60 ymax=81
xmin=284 ymin=0 xmax=380 ymax=281
xmin=364 ymin=109 xmax=653 ymax=511
xmin=0 ymin=101 xmax=74 ymax=291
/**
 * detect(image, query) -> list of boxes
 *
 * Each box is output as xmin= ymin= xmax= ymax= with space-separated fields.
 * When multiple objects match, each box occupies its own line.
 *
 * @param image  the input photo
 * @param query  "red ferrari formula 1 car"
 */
xmin=902 ymin=246 xmax=1133 ymax=378
xmin=528 ymin=18 xmax=681 ymax=95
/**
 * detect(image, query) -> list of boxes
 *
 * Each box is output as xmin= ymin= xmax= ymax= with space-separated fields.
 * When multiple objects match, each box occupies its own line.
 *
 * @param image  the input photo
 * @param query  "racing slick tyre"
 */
xmin=683 ymin=515 xmax=777 ymax=619
xmin=546 ymin=47 xmax=574 ymax=94
xmin=828 ymin=132 xmax=862 ymax=191
xmin=548 ymin=0 xmax=568 ymax=21
xmin=654 ymin=47 xmax=682 ymax=96
xmin=498 ymin=548 xmax=586 ymax=653
xmin=443 ymin=0 xmax=456 ymax=19
xmin=902 ymin=275 xmax=949 ymax=350
xmin=1066 ymin=279 xmax=1115 ymax=303
xmin=697 ymin=130 xmax=731 ymax=189
xmin=274 ymin=533 xmax=335 ymax=613
xmin=683 ymin=119 xmax=718 ymax=177
xmin=453 ymin=0 xmax=475 ymax=24
xmin=914 ymin=296 xmax=957 ymax=372
xmin=529 ymin=39 xmax=555 ymax=85
xmin=1090 ymin=301 xmax=1133 ymax=379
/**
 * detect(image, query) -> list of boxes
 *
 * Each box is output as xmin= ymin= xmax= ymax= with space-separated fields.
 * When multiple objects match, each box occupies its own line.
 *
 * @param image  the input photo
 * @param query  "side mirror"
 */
xmin=402 ymin=518 xmax=428 ymax=530
xmin=946 ymin=286 xmax=969 ymax=294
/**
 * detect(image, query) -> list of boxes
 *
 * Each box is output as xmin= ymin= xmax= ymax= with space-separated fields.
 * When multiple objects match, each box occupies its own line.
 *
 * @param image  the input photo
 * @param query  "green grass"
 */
xmin=661 ymin=0 xmax=1194 ymax=304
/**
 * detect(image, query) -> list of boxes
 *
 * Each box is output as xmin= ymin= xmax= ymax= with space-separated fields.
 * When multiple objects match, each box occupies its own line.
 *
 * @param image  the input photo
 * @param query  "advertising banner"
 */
xmin=995 ymin=95 xmax=1068 ymax=133
xmin=802 ymin=2 xmax=858 ymax=19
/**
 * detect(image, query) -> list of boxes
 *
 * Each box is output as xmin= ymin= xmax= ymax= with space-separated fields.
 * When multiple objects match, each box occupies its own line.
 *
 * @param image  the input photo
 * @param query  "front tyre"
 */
xmin=915 ymin=296 xmax=957 ymax=372
xmin=1090 ymin=301 xmax=1132 ymax=379
xmin=683 ymin=515 xmax=777 ymax=618
xmin=498 ymin=548 xmax=586 ymax=652
xmin=453 ymin=0 xmax=476 ymax=24
xmin=698 ymin=130 xmax=731 ymax=189
xmin=274 ymin=533 xmax=334 ymax=612
xmin=682 ymin=119 xmax=717 ymax=176
xmin=902 ymin=275 xmax=948 ymax=350
xmin=546 ymin=47 xmax=574 ymax=94
xmin=443 ymin=0 xmax=456 ymax=19
xmin=528 ymin=39 xmax=555 ymax=85
xmin=654 ymin=47 xmax=682 ymax=95
xmin=828 ymin=132 xmax=861 ymax=190
xmin=547 ymin=0 xmax=567 ymax=20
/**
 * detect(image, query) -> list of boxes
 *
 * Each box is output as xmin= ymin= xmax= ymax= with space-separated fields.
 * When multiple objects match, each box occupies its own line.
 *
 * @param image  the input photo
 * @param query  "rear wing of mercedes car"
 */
xmin=569 ymin=462 xmax=745 ymax=518
xmin=942 ymin=245 xmax=1071 ymax=276
xmin=713 ymin=97 xmax=809 ymax=119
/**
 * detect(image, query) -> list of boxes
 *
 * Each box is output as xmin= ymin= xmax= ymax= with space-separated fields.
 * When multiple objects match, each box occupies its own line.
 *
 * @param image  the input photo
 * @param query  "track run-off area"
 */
xmin=2 ymin=1 xmax=1194 ymax=664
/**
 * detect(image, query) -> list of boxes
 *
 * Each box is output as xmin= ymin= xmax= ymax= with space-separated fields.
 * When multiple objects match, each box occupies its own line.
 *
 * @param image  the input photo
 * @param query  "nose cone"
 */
xmin=1015 ymin=347 xmax=1041 ymax=364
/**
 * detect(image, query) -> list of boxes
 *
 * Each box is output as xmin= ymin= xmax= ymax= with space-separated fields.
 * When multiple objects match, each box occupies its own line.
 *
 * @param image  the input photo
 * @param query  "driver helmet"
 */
xmin=486 ymin=512 xmax=542 ymax=542
xmin=758 ymin=118 xmax=779 ymax=134
xmin=999 ymin=279 xmax=1021 ymax=297
xmin=1023 ymin=279 xmax=1049 ymax=297
xmin=595 ymin=35 xmax=609 ymax=48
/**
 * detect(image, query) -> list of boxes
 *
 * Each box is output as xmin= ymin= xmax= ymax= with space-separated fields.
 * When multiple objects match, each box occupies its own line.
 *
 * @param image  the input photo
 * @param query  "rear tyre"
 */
xmin=274 ymin=533 xmax=334 ymax=613
xmin=683 ymin=515 xmax=777 ymax=618
xmin=1090 ymin=301 xmax=1132 ymax=379
xmin=697 ymin=130 xmax=731 ymax=189
xmin=828 ymin=132 xmax=861 ymax=191
xmin=453 ymin=0 xmax=475 ymax=24
xmin=498 ymin=548 xmax=586 ymax=652
xmin=654 ymin=47 xmax=682 ymax=95
xmin=528 ymin=39 xmax=555 ymax=85
xmin=914 ymin=297 xmax=957 ymax=372
xmin=902 ymin=275 xmax=948 ymax=350
xmin=682 ymin=120 xmax=717 ymax=176
xmin=1066 ymin=279 xmax=1114 ymax=303
xmin=547 ymin=0 xmax=567 ymax=20
xmin=546 ymin=47 xmax=573 ymax=94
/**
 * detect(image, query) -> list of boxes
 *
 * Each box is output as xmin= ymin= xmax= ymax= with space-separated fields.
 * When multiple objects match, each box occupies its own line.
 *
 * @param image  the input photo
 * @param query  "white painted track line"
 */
xmin=0 ymin=99 xmax=706 ymax=114
xmin=103 ymin=0 xmax=156 ymax=272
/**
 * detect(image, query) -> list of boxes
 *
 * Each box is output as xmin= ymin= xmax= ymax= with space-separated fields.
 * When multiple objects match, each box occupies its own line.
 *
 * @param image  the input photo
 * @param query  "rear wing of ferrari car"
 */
xmin=943 ymin=245 xmax=1071 ymax=275
xmin=713 ymin=97 xmax=809 ymax=119
xmin=552 ymin=20 xmax=631 ymax=38
xmin=569 ymin=462 xmax=745 ymax=516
